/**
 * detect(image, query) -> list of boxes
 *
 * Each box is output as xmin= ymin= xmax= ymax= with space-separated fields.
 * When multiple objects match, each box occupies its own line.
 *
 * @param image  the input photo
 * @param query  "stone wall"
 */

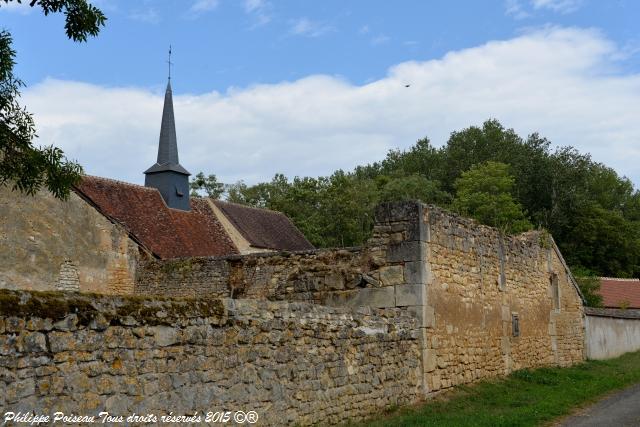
xmin=2 ymin=192 xmax=587 ymax=414
xmin=135 ymin=202 xmax=587 ymax=399
xmin=135 ymin=248 xmax=373 ymax=302
xmin=0 ymin=289 xmax=421 ymax=426
xmin=585 ymin=307 xmax=640 ymax=360
xmin=0 ymin=187 xmax=145 ymax=295
xmin=422 ymin=206 xmax=585 ymax=393
xmin=136 ymin=244 xmax=412 ymax=308
xmin=135 ymin=204 xmax=420 ymax=309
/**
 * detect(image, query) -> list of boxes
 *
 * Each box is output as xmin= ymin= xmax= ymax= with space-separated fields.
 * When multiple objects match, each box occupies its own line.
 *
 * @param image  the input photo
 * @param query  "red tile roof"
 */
xmin=598 ymin=277 xmax=640 ymax=309
xmin=75 ymin=176 xmax=238 ymax=259
xmin=213 ymin=200 xmax=314 ymax=251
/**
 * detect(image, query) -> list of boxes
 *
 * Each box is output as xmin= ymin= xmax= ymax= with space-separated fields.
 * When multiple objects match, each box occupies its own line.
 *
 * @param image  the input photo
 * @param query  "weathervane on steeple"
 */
xmin=167 ymin=45 xmax=173 ymax=81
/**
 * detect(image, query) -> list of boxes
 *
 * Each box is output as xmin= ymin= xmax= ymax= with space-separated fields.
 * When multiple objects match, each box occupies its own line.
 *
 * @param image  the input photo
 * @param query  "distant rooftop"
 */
xmin=74 ymin=175 xmax=313 ymax=259
xmin=212 ymin=200 xmax=314 ymax=252
xmin=76 ymin=175 xmax=237 ymax=258
xmin=598 ymin=277 xmax=640 ymax=309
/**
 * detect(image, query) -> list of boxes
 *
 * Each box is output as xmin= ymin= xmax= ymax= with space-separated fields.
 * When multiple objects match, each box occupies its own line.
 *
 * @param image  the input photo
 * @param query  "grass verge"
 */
xmin=355 ymin=350 xmax=640 ymax=427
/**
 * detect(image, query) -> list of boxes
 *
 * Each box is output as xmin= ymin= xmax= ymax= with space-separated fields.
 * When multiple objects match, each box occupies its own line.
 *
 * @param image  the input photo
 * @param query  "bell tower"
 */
xmin=144 ymin=47 xmax=190 ymax=211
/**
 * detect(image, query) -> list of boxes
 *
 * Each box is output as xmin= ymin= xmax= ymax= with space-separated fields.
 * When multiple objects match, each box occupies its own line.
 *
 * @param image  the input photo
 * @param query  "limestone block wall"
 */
xmin=136 ymin=202 xmax=586 ymax=399
xmin=0 ymin=187 xmax=145 ymax=295
xmin=422 ymin=206 xmax=585 ymax=393
xmin=136 ymin=247 xmax=412 ymax=307
xmin=0 ymin=289 xmax=421 ymax=426
xmin=585 ymin=308 xmax=640 ymax=360
xmin=135 ymin=204 xmax=423 ymax=309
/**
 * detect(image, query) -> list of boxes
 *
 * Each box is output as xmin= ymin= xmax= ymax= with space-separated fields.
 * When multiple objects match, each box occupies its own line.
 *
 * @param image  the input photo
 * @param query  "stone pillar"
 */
xmin=372 ymin=201 xmax=432 ymax=396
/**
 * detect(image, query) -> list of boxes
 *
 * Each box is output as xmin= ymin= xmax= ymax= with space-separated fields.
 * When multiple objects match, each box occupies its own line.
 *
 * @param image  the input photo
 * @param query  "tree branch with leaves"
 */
xmin=0 ymin=0 xmax=106 ymax=199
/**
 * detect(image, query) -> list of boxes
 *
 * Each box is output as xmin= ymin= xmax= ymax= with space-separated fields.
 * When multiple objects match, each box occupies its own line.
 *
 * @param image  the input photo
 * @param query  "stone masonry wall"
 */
xmin=136 ymin=246 xmax=409 ymax=308
xmin=0 ymin=289 xmax=421 ymax=426
xmin=136 ymin=248 xmax=370 ymax=301
xmin=135 ymin=204 xmax=423 ymax=311
xmin=422 ymin=206 xmax=585 ymax=393
xmin=0 ymin=187 xmax=145 ymax=295
xmin=136 ymin=202 xmax=586 ymax=399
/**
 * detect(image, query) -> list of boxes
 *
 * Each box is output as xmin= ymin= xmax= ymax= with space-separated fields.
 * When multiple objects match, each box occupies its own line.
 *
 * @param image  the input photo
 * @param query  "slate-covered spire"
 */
xmin=144 ymin=73 xmax=191 ymax=211
xmin=157 ymin=80 xmax=179 ymax=165
xmin=144 ymin=81 xmax=190 ymax=175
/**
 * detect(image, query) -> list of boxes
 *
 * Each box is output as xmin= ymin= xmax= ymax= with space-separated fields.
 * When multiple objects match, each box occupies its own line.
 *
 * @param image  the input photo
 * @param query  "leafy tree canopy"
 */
xmin=572 ymin=267 xmax=604 ymax=308
xmin=203 ymin=119 xmax=640 ymax=286
xmin=0 ymin=0 xmax=106 ymax=199
xmin=452 ymin=161 xmax=532 ymax=233
xmin=189 ymin=172 xmax=225 ymax=199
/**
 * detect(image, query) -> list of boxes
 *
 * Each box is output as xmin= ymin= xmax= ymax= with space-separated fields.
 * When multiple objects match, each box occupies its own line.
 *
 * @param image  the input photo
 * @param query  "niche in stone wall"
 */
xmin=551 ymin=273 xmax=560 ymax=310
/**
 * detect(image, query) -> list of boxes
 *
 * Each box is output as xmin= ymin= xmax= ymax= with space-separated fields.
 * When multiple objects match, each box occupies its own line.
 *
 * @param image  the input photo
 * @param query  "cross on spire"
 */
xmin=167 ymin=45 xmax=173 ymax=81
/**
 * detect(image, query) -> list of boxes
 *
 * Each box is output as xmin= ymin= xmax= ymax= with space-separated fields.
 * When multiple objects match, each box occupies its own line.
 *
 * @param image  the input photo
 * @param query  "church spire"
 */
xmin=144 ymin=47 xmax=191 ymax=211
xmin=156 ymin=80 xmax=180 ymax=166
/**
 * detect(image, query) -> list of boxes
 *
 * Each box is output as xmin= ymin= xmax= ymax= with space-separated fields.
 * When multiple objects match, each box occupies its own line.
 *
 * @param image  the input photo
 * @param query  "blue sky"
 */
xmin=1 ymin=0 xmax=640 ymax=186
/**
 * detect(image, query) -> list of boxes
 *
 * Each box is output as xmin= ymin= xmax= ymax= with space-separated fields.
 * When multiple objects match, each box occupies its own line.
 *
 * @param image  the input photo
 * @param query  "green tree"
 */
xmin=0 ymin=0 xmax=106 ymax=199
xmin=562 ymin=203 xmax=640 ymax=278
xmin=189 ymin=172 xmax=225 ymax=199
xmin=217 ymin=119 xmax=639 ymax=277
xmin=452 ymin=161 xmax=532 ymax=233
xmin=318 ymin=171 xmax=378 ymax=247
xmin=376 ymin=174 xmax=450 ymax=205
xmin=572 ymin=267 xmax=604 ymax=308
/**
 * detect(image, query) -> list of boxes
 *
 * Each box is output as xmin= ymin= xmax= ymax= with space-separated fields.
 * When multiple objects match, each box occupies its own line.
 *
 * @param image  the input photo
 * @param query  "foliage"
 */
xmin=452 ymin=161 xmax=532 ymax=233
xmin=352 ymin=350 xmax=640 ymax=427
xmin=572 ymin=267 xmax=604 ymax=308
xmin=189 ymin=172 xmax=224 ymax=199
xmin=0 ymin=0 xmax=106 ymax=199
xmin=376 ymin=174 xmax=450 ymax=205
xmin=204 ymin=118 xmax=640 ymax=278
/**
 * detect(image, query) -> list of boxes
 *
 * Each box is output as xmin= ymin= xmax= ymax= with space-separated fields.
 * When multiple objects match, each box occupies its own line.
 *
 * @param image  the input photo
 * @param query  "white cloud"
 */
xmin=188 ymin=0 xmax=219 ymax=15
xmin=129 ymin=8 xmax=160 ymax=24
xmin=531 ymin=0 xmax=583 ymax=13
xmin=244 ymin=0 xmax=265 ymax=13
xmin=22 ymin=27 xmax=640 ymax=187
xmin=289 ymin=18 xmax=334 ymax=38
xmin=506 ymin=0 xmax=582 ymax=18
xmin=371 ymin=34 xmax=390 ymax=46
xmin=505 ymin=0 xmax=530 ymax=19
xmin=243 ymin=0 xmax=272 ymax=27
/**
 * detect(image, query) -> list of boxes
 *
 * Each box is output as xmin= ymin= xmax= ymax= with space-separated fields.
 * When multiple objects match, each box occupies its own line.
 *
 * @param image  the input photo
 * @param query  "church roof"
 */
xmin=144 ymin=81 xmax=190 ymax=176
xmin=212 ymin=200 xmax=314 ymax=251
xmin=75 ymin=176 xmax=238 ymax=258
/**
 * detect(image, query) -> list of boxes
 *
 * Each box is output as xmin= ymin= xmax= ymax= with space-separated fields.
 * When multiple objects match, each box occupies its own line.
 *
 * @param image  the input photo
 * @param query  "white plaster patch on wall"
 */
xmin=57 ymin=260 xmax=80 ymax=292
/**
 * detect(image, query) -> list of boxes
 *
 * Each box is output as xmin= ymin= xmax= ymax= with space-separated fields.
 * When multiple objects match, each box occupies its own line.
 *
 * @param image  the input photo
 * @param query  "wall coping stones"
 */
xmin=0 ymin=289 xmax=227 ymax=328
xmin=148 ymin=246 xmax=364 ymax=264
xmin=0 ymin=289 xmax=418 ymax=330
xmin=585 ymin=307 xmax=640 ymax=319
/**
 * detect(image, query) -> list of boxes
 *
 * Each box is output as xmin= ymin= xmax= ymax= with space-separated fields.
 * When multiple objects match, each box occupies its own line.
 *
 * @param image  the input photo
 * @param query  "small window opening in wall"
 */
xmin=512 ymin=314 xmax=520 ymax=337
xmin=551 ymin=273 xmax=560 ymax=310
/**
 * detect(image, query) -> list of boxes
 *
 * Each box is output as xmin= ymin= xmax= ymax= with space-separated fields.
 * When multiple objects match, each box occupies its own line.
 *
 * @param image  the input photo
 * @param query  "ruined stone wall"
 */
xmin=136 ymin=202 xmax=586 ymax=399
xmin=0 ymin=187 xmax=145 ymax=295
xmin=422 ymin=206 xmax=585 ymax=393
xmin=135 ymin=204 xmax=425 ymax=310
xmin=135 ymin=245 xmax=410 ymax=307
xmin=0 ymin=290 xmax=421 ymax=426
